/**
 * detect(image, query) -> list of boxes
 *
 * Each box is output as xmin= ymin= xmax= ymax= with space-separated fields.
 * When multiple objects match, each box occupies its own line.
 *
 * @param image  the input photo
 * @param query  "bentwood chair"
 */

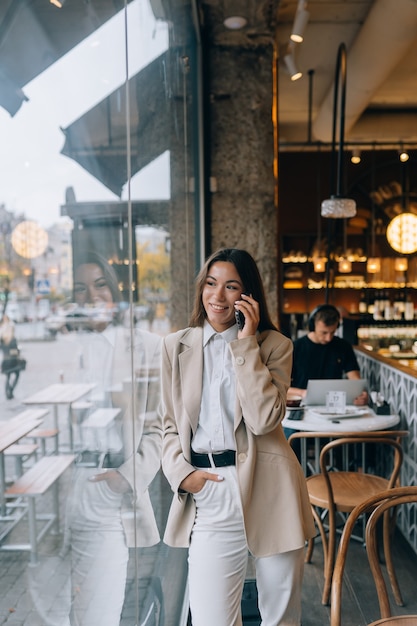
xmin=289 ymin=430 xmax=408 ymax=606
xmin=331 ymin=485 xmax=417 ymax=626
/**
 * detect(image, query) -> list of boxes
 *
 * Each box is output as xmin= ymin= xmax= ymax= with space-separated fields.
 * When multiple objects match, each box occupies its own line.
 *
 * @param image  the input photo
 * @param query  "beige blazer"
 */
xmin=161 ymin=326 xmax=316 ymax=557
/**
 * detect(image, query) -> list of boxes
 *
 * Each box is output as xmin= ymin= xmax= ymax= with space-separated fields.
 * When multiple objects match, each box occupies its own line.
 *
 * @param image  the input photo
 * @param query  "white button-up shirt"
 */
xmin=191 ymin=321 xmax=238 ymax=453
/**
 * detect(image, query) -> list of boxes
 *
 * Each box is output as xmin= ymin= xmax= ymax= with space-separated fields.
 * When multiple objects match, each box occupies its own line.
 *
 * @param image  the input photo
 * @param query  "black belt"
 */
xmin=191 ymin=450 xmax=236 ymax=468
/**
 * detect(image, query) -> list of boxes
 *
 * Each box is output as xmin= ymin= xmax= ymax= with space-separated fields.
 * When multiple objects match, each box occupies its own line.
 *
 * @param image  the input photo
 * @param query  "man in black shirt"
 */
xmin=285 ymin=304 xmax=368 ymax=452
xmin=288 ymin=304 xmax=368 ymax=404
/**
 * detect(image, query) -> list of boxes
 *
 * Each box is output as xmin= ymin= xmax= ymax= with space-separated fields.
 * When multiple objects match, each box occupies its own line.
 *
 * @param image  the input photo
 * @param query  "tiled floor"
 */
xmin=1 ymin=338 xmax=417 ymax=625
xmin=1 ymin=467 xmax=417 ymax=626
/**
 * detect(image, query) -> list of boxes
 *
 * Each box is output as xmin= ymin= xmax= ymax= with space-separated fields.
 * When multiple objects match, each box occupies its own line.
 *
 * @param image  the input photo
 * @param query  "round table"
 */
xmin=282 ymin=407 xmax=399 ymax=433
xmin=283 ymin=407 xmax=400 ymax=474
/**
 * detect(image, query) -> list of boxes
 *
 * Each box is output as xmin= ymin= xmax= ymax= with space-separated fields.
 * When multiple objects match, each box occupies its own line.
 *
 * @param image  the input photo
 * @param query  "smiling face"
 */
xmin=74 ymin=263 xmax=114 ymax=306
xmin=202 ymin=261 xmax=244 ymax=332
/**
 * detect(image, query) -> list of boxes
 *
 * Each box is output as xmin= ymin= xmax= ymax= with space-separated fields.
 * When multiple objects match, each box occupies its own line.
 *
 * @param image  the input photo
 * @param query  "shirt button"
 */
xmin=238 ymin=452 xmax=247 ymax=463
xmin=236 ymin=356 xmax=245 ymax=365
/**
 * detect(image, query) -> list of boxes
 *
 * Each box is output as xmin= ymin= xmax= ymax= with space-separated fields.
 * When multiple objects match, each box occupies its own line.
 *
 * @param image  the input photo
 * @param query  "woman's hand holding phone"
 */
xmin=234 ymin=293 xmax=259 ymax=337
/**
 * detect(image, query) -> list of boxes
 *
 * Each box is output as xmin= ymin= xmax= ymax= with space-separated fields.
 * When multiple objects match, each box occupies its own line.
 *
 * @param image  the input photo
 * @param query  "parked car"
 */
xmin=45 ymin=304 xmax=116 ymax=336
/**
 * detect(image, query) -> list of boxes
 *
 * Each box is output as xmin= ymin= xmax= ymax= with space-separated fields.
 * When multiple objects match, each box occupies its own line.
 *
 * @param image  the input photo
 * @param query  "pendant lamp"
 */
xmin=321 ymin=43 xmax=356 ymax=219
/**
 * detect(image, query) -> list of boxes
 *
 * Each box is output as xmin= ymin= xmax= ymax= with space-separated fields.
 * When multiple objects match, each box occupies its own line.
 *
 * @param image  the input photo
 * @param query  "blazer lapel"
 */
xmin=178 ymin=327 xmax=203 ymax=436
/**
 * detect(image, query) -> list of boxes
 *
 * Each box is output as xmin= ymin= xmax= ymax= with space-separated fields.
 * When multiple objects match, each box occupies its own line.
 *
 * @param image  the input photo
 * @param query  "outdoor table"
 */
xmin=23 ymin=383 xmax=96 ymax=452
xmin=0 ymin=410 xmax=47 ymax=516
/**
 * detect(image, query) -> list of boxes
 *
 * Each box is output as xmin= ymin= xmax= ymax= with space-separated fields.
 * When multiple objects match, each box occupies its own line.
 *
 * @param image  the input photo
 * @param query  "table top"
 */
xmin=23 ymin=383 xmax=96 ymax=406
xmin=282 ymin=406 xmax=400 ymax=433
xmin=0 ymin=415 xmax=45 ymax=453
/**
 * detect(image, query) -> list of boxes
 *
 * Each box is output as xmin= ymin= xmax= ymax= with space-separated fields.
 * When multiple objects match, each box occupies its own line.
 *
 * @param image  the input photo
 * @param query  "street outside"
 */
xmin=2 ymin=326 xmax=78 ymax=411
xmin=0 ymin=319 xmax=188 ymax=626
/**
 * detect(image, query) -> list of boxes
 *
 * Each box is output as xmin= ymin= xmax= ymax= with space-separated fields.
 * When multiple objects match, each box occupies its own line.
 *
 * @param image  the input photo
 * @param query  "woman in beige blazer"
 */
xmin=161 ymin=248 xmax=315 ymax=626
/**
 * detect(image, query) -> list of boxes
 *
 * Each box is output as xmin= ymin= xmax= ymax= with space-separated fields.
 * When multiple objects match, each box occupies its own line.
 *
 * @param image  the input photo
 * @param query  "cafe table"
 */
xmin=282 ymin=406 xmax=400 ymax=474
xmin=23 ymin=383 xmax=96 ymax=452
xmin=0 ymin=409 xmax=48 ymax=517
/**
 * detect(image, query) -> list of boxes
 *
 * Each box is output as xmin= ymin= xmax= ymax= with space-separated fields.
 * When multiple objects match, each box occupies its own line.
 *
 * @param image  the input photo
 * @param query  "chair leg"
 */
xmin=383 ymin=507 xmax=404 ymax=606
xmin=310 ymin=506 xmax=328 ymax=565
xmin=322 ymin=505 xmax=337 ymax=606
xmin=305 ymin=537 xmax=315 ymax=563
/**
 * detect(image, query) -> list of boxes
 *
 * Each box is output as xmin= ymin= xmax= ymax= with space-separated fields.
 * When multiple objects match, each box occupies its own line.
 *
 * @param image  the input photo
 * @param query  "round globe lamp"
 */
xmin=386 ymin=213 xmax=417 ymax=255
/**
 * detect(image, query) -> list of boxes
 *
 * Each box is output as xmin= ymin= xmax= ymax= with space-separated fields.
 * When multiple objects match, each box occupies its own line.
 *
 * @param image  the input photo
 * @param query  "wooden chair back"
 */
xmin=330 ymin=485 xmax=417 ymax=626
xmin=289 ymin=430 xmax=409 ymax=606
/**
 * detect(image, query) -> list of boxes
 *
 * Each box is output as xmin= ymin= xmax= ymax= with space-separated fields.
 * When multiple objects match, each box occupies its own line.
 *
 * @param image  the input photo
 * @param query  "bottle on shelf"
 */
xmin=393 ymin=290 xmax=403 ymax=320
xmin=384 ymin=291 xmax=393 ymax=321
xmin=358 ymin=291 xmax=367 ymax=315
xmin=405 ymin=294 xmax=414 ymax=321
xmin=367 ymin=289 xmax=375 ymax=316
xmin=373 ymin=290 xmax=382 ymax=321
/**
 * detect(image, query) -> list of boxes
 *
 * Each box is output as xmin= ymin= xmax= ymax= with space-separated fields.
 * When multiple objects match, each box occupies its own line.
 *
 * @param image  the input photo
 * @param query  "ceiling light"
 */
xmin=395 ymin=257 xmax=408 ymax=272
xmin=321 ymin=44 xmax=357 ymax=219
xmin=399 ymin=148 xmax=409 ymax=162
xmin=351 ymin=149 xmax=361 ymax=164
xmin=290 ymin=2 xmax=310 ymax=43
xmin=50 ymin=0 xmax=65 ymax=6
xmin=366 ymin=258 xmax=381 ymax=274
xmin=313 ymin=257 xmax=326 ymax=272
xmin=338 ymin=257 xmax=352 ymax=273
xmin=223 ymin=15 xmax=247 ymax=30
xmin=321 ymin=197 xmax=356 ymax=218
xmin=284 ymin=53 xmax=302 ymax=81
xmin=386 ymin=213 xmax=417 ymax=254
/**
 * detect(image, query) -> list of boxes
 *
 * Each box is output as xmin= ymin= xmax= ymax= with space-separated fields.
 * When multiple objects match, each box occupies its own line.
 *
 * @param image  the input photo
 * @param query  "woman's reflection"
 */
xmin=63 ymin=250 xmax=162 ymax=625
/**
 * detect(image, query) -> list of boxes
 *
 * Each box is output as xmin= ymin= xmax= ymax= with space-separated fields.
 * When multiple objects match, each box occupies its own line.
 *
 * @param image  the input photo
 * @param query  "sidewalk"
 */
xmin=0 ymin=336 xmax=188 ymax=626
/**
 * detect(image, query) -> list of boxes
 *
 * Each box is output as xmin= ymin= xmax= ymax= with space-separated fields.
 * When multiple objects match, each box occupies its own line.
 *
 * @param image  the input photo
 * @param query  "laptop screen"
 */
xmin=304 ymin=379 xmax=368 ymax=406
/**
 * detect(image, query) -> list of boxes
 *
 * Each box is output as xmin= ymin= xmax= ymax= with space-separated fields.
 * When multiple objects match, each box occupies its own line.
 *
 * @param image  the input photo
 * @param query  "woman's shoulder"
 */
xmin=258 ymin=328 xmax=292 ymax=349
xmin=163 ymin=326 xmax=202 ymax=348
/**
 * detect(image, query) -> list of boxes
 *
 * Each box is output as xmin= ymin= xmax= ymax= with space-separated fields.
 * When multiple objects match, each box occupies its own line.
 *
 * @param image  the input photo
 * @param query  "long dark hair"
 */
xmin=189 ymin=248 xmax=277 ymax=332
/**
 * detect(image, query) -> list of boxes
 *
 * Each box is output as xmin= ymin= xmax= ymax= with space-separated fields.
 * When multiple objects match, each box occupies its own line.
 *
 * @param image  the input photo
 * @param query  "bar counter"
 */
xmin=354 ymin=345 xmax=417 ymax=557
xmin=355 ymin=344 xmax=417 ymax=377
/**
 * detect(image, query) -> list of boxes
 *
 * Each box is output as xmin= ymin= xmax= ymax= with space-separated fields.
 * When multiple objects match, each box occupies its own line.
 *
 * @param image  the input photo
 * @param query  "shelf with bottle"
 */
xmin=357 ymin=288 xmax=415 ymax=321
xmin=281 ymin=286 xmax=417 ymax=320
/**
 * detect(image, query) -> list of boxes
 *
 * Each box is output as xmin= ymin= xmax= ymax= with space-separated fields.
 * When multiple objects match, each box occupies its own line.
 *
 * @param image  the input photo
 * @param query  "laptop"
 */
xmin=304 ymin=379 xmax=368 ymax=406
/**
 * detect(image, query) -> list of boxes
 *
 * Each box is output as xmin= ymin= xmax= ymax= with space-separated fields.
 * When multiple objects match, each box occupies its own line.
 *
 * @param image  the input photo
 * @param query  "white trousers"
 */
xmin=188 ymin=465 xmax=304 ymax=626
xmin=68 ymin=469 xmax=129 ymax=626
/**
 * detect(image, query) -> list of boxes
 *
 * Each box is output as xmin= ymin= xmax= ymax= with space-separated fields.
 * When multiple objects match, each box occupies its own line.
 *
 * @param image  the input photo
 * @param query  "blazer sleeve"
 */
xmin=229 ymin=330 xmax=293 ymax=436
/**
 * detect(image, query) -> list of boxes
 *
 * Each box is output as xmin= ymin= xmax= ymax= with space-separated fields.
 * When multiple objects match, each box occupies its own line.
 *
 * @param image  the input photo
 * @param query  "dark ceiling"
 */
xmin=198 ymin=0 xmax=417 ymax=148
xmin=3 ymin=0 xmax=417 ymax=146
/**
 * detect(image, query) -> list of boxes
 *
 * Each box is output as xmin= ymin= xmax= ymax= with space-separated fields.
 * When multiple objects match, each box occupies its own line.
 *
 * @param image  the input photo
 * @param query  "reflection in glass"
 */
xmin=0 ymin=0 xmax=198 ymax=623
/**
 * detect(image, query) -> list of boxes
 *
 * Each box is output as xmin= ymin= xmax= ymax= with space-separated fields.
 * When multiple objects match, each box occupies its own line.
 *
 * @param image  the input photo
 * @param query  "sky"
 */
xmin=0 ymin=0 xmax=170 ymax=229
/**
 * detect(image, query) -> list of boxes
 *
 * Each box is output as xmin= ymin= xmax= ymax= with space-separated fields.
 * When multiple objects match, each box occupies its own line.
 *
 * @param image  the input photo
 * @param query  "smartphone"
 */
xmin=235 ymin=293 xmax=247 ymax=330
xmin=235 ymin=309 xmax=245 ymax=330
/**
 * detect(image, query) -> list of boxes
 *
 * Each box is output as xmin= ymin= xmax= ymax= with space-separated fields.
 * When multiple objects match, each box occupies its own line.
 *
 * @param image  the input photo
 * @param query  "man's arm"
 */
xmin=287 ymin=386 xmax=307 ymax=399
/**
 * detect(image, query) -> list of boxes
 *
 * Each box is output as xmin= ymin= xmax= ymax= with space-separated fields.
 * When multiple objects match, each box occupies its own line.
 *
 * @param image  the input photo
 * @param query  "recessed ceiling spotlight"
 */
xmin=399 ymin=148 xmax=409 ymax=162
xmin=223 ymin=15 xmax=247 ymax=30
xmin=351 ymin=149 xmax=361 ymax=164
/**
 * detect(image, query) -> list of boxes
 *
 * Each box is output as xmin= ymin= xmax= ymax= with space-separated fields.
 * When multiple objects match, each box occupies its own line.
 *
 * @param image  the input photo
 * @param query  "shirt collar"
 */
xmin=203 ymin=320 xmax=238 ymax=346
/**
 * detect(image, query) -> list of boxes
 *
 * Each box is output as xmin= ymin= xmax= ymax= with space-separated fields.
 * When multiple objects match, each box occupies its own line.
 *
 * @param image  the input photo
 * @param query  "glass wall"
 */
xmin=0 ymin=1 xmax=200 ymax=624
